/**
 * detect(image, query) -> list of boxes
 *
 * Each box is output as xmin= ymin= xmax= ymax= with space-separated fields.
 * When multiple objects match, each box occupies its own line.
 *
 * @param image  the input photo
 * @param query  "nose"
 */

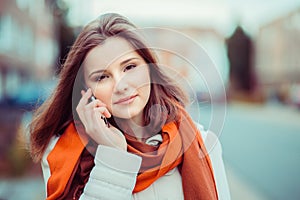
xmin=114 ymin=74 xmax=129 ymax=93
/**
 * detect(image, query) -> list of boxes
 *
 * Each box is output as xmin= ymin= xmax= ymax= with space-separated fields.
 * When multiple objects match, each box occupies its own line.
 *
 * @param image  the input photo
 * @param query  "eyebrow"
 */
xmin=88 ymin=57 xmax=140 ymax=78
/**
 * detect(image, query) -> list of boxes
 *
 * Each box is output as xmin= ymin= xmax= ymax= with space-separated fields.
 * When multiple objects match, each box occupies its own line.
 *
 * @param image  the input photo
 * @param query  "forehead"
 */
xmin=83 ymin=37 xmax=140 ymax=70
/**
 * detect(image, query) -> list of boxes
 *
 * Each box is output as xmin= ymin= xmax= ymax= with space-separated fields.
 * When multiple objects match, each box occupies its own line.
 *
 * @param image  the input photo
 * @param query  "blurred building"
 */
xmin=0 ymin=0 xmax=58 ymax=102
xmin=255 ymin=7 xmax=300 ymax=102
xmin=0 ymin=0 xmax=58 ymax=176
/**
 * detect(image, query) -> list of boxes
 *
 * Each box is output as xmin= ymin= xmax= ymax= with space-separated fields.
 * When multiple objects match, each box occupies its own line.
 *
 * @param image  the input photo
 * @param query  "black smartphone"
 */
xmin=88 ymin=94 xmax=96 ymax=103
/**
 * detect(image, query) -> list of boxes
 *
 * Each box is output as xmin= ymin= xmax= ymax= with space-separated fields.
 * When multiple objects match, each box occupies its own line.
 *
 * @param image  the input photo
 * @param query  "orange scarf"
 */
xmin=46 ymin=123 xmax=88 ymax=199
xmin=46 ymin=110 xmax=218 ymax=200
xmin=126 ymin=108 xmax=218 ymax=199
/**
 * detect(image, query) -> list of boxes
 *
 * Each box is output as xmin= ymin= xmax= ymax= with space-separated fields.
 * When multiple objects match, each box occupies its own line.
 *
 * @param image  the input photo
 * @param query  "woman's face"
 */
xmin=83 ymin=37 xmax=151 ymax=125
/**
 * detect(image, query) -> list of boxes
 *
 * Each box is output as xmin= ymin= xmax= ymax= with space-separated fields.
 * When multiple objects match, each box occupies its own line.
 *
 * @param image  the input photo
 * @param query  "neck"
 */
xmin=117 ymin=115 xmax=150 ymax=142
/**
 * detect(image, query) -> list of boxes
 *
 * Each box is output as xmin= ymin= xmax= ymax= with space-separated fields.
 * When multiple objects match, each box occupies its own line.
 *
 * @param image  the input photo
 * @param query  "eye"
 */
xmin=124 ymin=64 xmax=136 ymax=72
xmin=94 ymin=74 xmax=109 ymax=82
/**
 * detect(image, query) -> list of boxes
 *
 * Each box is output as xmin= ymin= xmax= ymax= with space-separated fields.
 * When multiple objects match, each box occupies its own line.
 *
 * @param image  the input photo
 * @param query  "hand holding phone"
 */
xmin=76 ymin=88 xmax=127 ymax=150
xmin=89 ymin=94 xmax=110 ymax=128
xmin=84 ymin=86 xmax=110 ymax=128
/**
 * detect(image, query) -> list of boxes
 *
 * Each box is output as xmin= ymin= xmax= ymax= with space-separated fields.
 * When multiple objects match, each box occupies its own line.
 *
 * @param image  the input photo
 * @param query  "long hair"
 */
xmin=29 ymin=13 xmax=188 ymax=162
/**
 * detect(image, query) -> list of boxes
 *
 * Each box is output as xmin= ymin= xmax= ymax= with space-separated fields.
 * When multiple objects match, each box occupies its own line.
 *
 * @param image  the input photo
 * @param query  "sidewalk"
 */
xmin=225 ymin=163 xmax=268 ymax=200
xmin=220 ymin=101 xmax=300 ymax=200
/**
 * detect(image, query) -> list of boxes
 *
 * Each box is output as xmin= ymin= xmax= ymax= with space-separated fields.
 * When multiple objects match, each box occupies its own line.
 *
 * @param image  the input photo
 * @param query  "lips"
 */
xmin=113 ymin=95 xmax=138 ymax=105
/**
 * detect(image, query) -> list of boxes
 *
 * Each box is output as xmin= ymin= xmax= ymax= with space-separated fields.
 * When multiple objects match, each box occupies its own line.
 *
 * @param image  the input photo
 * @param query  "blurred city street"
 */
xmin=0 ymin=101 xmax=299 ymax=199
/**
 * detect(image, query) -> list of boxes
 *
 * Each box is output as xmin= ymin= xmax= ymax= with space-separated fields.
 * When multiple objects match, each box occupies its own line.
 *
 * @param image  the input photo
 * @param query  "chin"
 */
xmin=112 ymin=113 xmax=137 ymax=120
xmin=112 ymin=109 xmax=143 ymax=120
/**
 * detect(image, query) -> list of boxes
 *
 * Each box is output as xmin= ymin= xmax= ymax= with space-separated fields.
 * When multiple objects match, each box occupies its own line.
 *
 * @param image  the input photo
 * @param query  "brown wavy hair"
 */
xmin=29 ymin=13 xmax=188 ymax=162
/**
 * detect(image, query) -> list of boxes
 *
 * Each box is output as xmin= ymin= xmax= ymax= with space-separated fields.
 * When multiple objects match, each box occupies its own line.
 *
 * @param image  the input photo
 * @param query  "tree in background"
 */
xmin=226 ymin=26 xmax=257 ymax=98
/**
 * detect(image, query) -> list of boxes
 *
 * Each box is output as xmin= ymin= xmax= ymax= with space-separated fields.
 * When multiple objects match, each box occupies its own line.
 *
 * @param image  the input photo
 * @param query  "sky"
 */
xmin=63 ymin=0 xmax=300 ymax=37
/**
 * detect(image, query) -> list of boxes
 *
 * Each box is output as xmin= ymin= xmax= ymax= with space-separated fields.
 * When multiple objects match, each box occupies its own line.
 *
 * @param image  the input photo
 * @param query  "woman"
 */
xmin=29 ymin=13 xmax=230 ymax=200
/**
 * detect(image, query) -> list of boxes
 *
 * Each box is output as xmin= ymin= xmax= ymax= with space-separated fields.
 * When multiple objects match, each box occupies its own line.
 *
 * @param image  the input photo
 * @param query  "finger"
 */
xmin=85 ymin=99 xmax=101 ymax=110
xmin=94 ymin=107 xmax=111 ymax=118
xmin=85 ymin=99 xmax=107 ymax=112
xmin=93 ymin=99 xmax=107 ymax=107
xmin=78 ymin=88 xmax=92 ymax=106
xmin=77 ymin=89 xmax=93 ymax=124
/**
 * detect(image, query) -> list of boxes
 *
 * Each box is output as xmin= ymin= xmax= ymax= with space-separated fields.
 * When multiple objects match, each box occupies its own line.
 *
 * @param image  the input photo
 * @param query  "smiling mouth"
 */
xmin=113 ymin=95 xmax=138 ymax=105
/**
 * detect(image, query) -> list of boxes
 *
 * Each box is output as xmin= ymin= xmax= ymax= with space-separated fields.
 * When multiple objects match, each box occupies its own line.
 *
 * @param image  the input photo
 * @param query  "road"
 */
xmin=204 ymin=102 xmax=300 ymax=200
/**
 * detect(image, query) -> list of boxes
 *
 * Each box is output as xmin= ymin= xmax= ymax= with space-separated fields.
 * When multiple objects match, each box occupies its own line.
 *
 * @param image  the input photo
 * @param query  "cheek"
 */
xmin=131 ymin=67 xmax=151 ymax=91
xmin=94 ymin=86 xmax=113 ymax=107
xmin=140 ymin=85 xmax=151 ymax=106
xmin=135 ymin=69 xmax=151 ymax=100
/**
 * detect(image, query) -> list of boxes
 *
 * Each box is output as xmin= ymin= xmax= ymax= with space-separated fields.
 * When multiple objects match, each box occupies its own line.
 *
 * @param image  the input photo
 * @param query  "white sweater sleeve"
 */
xmin=79 ymin=145 xmax=142 ymax=200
